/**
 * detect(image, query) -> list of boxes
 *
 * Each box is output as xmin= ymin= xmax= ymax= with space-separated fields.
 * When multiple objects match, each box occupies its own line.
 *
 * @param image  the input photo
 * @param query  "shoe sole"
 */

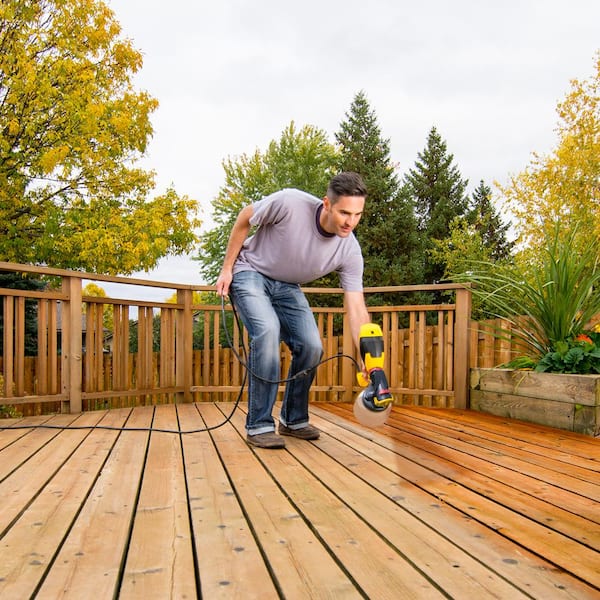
xmin=246 ymin=437 xmax=285 ymax=449
xmin=279 ymin=429 xmax=320 ymax=440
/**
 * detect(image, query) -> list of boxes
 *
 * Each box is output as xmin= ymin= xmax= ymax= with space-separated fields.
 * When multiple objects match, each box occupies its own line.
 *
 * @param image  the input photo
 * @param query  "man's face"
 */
xmin=321 ymin=195 xmax=365 ymax=237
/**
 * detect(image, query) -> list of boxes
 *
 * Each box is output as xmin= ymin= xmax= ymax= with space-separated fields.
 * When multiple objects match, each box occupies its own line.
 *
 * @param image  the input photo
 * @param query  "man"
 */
xmin=216 ymin=172 xmax=371 ymax=448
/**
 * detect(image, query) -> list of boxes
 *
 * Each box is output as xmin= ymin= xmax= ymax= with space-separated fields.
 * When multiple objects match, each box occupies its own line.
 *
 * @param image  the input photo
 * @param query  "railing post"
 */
xmin=453 ymin=285 xmax=472 ymax=409
xmin=342 ymin=310 xmax=354 ymax=403
xmin=62 ymin=276 xmax=82 ymax=413
xmin=3 ymin=296 xmax=14 ymax=399
xmin=176 ymin=288 xmax=193 ymax=403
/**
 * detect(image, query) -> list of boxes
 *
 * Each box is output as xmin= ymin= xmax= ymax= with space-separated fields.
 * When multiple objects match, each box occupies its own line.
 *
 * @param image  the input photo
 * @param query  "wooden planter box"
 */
xmin=470 ymin=368 xmax=600 ymax=437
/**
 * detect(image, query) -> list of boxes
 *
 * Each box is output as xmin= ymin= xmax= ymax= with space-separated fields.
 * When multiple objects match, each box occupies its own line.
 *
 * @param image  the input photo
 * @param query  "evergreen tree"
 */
xmin=333 ymin=91 xmax=422 ymax=305
xmin=405 ymin=127 xmax=470 ymax=285
xmin=468 ymin=180 xmax=514 ymax=261
xmin=0 ymin=272 xmax=45 ymax=356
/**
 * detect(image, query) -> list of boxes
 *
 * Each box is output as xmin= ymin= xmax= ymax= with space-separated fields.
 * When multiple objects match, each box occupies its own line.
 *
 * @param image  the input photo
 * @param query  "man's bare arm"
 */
xmin=215 ymin=205 xmax=254 ymax=297
xmin=344 ymin=290 xmax=371 ymax=350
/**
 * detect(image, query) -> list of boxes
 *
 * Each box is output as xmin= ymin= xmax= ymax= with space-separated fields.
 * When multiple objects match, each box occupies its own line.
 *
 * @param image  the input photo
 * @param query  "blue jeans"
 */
xmin=229 ymin=271 xmax=323 ymax=435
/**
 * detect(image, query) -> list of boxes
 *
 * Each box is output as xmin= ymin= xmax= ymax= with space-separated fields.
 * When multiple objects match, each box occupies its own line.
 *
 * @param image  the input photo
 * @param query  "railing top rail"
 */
xmin=83 ymin=296 xmax=179 ymax=309
xmin=0 ymin=261 xmax=213 ymax=292
xmin=1 ymin=261 xmax=471 ymax=295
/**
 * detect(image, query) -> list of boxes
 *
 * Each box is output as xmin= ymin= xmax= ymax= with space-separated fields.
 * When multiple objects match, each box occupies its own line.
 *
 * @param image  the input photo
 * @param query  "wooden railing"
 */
xmin=469 ymin=318 xmax=525 ymax=369
xmin=1 ymin=261 xmax=476 ymax=416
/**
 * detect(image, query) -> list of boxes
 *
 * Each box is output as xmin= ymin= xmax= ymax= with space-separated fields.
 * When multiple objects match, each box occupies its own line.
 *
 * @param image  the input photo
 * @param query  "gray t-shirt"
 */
xmin=233 ymin=188 xmax=364 ymax=291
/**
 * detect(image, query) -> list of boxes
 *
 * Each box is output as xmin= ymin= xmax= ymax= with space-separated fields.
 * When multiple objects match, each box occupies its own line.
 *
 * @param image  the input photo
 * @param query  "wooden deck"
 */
xmin=0 ymin=403 xmax=598 ymax=599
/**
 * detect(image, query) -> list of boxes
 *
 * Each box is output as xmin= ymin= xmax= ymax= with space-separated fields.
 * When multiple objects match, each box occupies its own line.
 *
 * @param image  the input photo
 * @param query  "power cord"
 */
xmin=0 ymin=295 xmax=360 ymax=434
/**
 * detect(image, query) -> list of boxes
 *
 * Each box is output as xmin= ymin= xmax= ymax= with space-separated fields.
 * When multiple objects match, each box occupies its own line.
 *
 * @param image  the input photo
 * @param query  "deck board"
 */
xmin=178 ymin=403 xmax=278 ymax=599
xmin=200 ymin=403 xmax=363 ymax=599
xmin=248 ymin=414 xmax=526 ymax=598
xmin=0 ymin=402 xmax=598 ymax=599
xmin=35 ymin=407 xmax=152 ymax=598
xmin=120 ymin=404 xmax=197 ymax=599
xmin=224 ymin=406 xmax=445 ymax=599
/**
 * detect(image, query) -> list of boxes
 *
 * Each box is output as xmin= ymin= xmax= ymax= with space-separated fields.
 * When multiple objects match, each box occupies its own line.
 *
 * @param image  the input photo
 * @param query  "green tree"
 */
xmin=405 ymin=127 xmax=470 ymax=285
xmin=333 ymin=91 xmax=422 ymax=305
xmin=430 ymin=217 xmax=490 ymax=280
xmin=0 ymin=0 xmax=199 ymax=274
xmin=128 ymin=314 xmax=160 ymax=354
xmin=467 ymin=180 xmax=514 ymax=262
xmin=0 ymin=271 xmax=45 ymax=356
xmin=197 ymin=121 xmax=338 ymax=283
xmin=500 ymin=51 xmax=600 ymax=263
xmin=430 ymin=216 xmax=511 ymax=319
xmin=430 ymin=181 xmax=513 ymax=283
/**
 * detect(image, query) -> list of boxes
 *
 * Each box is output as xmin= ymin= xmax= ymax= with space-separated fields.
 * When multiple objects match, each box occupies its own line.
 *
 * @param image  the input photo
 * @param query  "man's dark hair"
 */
xmin=327 ymin=172 xmax=367 ymax=203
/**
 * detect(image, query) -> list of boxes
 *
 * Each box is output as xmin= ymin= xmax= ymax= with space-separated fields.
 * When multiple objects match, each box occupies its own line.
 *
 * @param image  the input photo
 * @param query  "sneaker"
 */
xmin=278 ymin=423 xmax=320 ymax=440
xmin=246 ymin=432 xmax=286 ymax=449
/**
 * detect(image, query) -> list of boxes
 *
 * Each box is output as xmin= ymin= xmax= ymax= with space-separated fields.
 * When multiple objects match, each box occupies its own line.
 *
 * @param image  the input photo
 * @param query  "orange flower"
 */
xmin=575 ymin=333 xmax=593 ymax=344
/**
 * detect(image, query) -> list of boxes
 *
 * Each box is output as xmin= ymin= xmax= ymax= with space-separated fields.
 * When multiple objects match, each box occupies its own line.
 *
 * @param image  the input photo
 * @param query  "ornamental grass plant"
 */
xmin=453 ymin=225 xmax=600 ymax=374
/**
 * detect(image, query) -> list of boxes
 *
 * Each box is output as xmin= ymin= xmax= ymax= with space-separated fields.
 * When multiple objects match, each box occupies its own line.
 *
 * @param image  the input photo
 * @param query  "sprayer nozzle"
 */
xmin=353 ymin=391 xmax=392 ymax=427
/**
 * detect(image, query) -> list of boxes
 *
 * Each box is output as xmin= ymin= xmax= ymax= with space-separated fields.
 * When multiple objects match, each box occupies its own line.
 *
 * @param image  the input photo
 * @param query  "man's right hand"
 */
xmin=216 ymin=269 xmax=233 ymax=297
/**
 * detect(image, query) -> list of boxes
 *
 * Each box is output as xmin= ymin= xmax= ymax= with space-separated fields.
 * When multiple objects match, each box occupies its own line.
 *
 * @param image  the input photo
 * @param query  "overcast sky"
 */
xmin=103 ymin=0 xmax=600 ymax=300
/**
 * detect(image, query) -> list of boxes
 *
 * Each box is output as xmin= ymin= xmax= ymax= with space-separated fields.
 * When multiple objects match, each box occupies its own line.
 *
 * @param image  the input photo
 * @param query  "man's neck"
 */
xmin=316 ymin=204 xmax=335 ymax=237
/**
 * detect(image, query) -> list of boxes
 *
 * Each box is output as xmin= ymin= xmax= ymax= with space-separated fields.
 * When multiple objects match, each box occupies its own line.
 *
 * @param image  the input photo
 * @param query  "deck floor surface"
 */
xmin=0 ymin=402 xmax=598 ymax=599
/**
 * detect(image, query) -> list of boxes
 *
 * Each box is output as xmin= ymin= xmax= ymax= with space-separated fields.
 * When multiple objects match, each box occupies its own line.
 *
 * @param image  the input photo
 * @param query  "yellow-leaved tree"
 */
xmin=82 ymin=282 xmax=113 ymax=330
xmin=500 ymin=51 xmax=599 ymax=263
xmin=0 ymin=0 xmax=200 ymax=274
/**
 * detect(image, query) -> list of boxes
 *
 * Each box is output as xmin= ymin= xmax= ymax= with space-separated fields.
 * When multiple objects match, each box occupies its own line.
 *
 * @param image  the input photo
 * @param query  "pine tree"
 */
xmin=333 ymin=91 xmax=422 ymax=305
xmin=468 ymin=180 xmax=514 ymax=261
xmin=405 ymin=127 xmax=470 ymax=285
xmin=0 ymin=272 xmax=45 ymax=356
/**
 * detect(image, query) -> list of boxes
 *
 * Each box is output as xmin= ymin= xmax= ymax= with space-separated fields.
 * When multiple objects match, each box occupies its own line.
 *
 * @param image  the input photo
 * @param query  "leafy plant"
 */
xmin=0 ymin=405 xmax=22 ymax=419
xmin=0 ymin=374 xmax=22 ymax=418
xmin=453 ymin=224 xmax=600 ymax=371
xmin=536 ymin=332 xmax=600 ymax=374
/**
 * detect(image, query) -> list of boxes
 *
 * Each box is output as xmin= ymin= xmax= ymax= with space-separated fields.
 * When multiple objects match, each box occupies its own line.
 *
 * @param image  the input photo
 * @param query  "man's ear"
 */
xmin=322 ymin=196 xmax=331 ymax=211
